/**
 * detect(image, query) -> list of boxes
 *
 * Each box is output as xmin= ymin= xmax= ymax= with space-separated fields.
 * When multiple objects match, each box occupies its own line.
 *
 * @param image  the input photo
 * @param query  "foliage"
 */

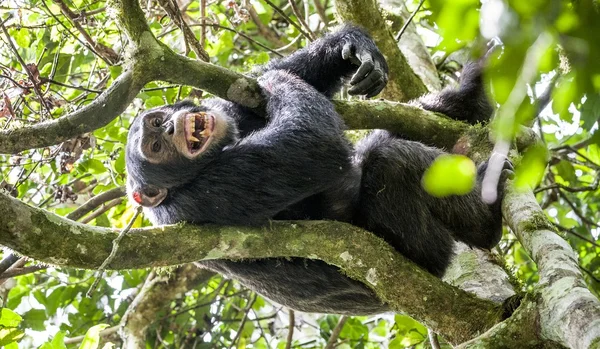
xmin=0 ymin=0 xmax=598 ymax=348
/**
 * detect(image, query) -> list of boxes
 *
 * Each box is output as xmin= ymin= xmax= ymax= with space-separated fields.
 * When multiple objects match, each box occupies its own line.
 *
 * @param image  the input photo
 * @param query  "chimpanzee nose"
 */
xmin=164 ymin=122 xmax=174 ymax=135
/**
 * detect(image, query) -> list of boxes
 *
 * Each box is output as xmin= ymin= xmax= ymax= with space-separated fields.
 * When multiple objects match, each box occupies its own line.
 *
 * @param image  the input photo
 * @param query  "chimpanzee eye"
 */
xmin=151 ymin=117 xmax=162 ymax=127
xmin=152 ymin=141 xmax=161 ymax=152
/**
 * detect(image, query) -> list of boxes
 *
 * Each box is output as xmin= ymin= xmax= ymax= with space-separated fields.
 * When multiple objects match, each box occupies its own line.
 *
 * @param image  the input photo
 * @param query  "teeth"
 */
xmin=188 ymin=117 xmax=195 ymax=135
xmin=189 ymin=135 xmax=200 ymax=142
xmin=200 ymin=129 xmax=209 ymax=137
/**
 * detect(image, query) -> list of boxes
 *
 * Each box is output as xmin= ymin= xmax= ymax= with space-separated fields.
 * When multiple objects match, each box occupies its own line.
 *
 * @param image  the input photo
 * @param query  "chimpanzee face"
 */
xmin=133 ymin=105 xmax=232 ymax=164
xmin=125 ymin=102 xmax=238 ymax=207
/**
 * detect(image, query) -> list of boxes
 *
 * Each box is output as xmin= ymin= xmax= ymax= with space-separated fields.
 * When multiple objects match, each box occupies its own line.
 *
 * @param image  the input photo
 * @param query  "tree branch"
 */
xmin=120 ymin=265 xmax=215 ymax=347
xmin=0 ymin=191 xmax=501 ymax=344
xmin=0 ymin=70 xmax=144 ymax=153
xmin=502 ymin=184 xmax=600 ymax=348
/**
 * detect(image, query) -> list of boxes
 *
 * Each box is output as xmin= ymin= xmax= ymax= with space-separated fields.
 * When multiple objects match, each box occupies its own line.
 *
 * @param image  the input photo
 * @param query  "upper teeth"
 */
xmin=188 ymin=115 xmax=195 ymax=132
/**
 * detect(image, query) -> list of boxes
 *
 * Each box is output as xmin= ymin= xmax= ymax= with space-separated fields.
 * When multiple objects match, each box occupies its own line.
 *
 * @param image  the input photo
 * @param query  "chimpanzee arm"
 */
xmin=257 ymin=24 xmax=389 ymax=98
xmin=417 ymin=61 xmax=494 ymax=124
xmin=190 ymin=70 xmax=353 ymax=225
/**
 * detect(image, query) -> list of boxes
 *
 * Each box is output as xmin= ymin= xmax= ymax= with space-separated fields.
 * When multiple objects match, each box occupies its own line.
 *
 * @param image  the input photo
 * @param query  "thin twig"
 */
xmin=552 ymin=146 xmax=600 ymax=168
xmin=556 ymin=189 xmax=600 ymax=229
xmin=428 ymin=329 xmax=441 ymax=349
xmin=394 ymin=0 xmax=425 ymax=41
xmin=287 ymin=0 xmax=315 ymax=40
xmin=51 ymin=0 xmax=119 ymax=64
xmin=64 ymin=326 xmax=120 ymax=344
xmin=263 ymin=0 xmax=312 ymax=40
xmin=535 ymin=173 xmax=599 ymax=194
xmin=313 ymin=0 xmax=328 ymax=26
xmin=581 ymin=265 xmax=600 ymax=283
xmin=80 ymin=198 xmax=124 ymax=224
xmin=39 ymin=1 xmax=114 ymax=66
xmin=0 ymin=265 xmax=47 ymax=279
xmin=552 ymin=222 xmax=600 ymax=248
xmin=200 ymin=0 xmax=207 ymax=48
xmin=246 ymin=3 xmax=284 ymax=46
xmin=0 ymin=254 xmax=20 ymax=274
xmin=324 ymin=316 xmax=347 ymax=349
xmin=0 ymin=16 xmax=52 ymax=115
xmin=0 ymin=257 xmax=27 ymax=286
xmin=286 ymin=310 xmax=295 ymax=349
xmin=157 ymin=0 xmax=209 ymax=61
xmin=86 ymin=206 xmax=142 ymax=297
xmin=229 ymin=293 xmax=258 ymax=348
xmin=67 ymin=187 xmax=126 ymax=221
xmin=160 ymin=23 xmax=284 ymax=57
xmin=41 ymin=77 xmax=103 ymax=94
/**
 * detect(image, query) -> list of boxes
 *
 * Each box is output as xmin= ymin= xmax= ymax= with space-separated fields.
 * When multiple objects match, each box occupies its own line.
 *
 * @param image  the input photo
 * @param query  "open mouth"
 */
xmin=185 ymin=112 xmax=215 ymax=155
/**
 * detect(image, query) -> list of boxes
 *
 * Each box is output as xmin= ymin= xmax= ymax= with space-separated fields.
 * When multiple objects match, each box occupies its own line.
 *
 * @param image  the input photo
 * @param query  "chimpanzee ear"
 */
xmin=130 ymin=184 xmax=168 ymax=208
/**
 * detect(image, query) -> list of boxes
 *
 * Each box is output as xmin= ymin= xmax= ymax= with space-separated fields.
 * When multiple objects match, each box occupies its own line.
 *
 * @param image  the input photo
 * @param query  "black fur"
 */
xmin=416 ymin=60 xmax=494 ymax=124
xmin=126 ymin=25 xmax=506 ymax=315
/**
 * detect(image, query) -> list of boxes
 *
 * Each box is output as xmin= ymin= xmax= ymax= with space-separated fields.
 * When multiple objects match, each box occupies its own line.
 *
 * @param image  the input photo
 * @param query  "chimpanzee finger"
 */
xmin=365 ymin=80 xmax=386 ymax=98
xmin=342 ymin=43 xmax=361 ymax=66
xmin=350 ymin=58 xmax=375 ymax=85
xmin=348 ymin=69 xmax=383 ymax=95
xmin=342 ymin=43 xmax=352 ymax=60
xmin=503 ymin=158 xmax=514 ymax=171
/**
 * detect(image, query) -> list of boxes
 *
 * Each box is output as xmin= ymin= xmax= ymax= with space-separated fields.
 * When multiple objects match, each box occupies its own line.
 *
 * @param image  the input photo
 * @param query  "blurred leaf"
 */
xmin=422 ymin=154 xmax=477 ymax=197
xmin=514 ymin=145 xmax=549 ymax=190
xmin=581 ymin=94 xmax=600 ymax=129
xmin=23 ymin=309 xmax=46 ymax=331
xmin=78 ymin=324 xmax=109 ymax=349
xmin=0 ymin=328 xmax=24 ymax=347
xmin=77 ymin=158 xmax=107 ymax=175
xmin=0 ymin=308 xmax=23 ymax=327
xmin=428 ymin=0 xmax=480 ymax=51
xmin=339 ymin=318 xmax=368 ymax=341
xmin=13 ymin=28 xmax=32 ymax=48
xmin=40 ymin=331 xmax=67 ymax=349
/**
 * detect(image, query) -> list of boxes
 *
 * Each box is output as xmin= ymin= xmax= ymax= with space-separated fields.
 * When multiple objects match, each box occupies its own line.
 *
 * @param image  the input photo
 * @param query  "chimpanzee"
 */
xmin=125 ymin=25 xmax=510 ymax=315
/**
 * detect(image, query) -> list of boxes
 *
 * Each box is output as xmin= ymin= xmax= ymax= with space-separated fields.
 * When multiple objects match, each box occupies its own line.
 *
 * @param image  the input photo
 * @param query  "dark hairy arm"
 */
xmin=258 ymin=24 xmax=389 ymax=98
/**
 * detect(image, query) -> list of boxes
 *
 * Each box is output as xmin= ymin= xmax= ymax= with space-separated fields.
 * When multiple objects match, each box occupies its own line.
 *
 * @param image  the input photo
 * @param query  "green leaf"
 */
xmin=78 ymin=158 xmax=106 ymax=175
xmin=422 ymin=154 xmax=477 ymax=197
xmin=23 ymin=309 xmax=46 ymax=331
xmin=339 ymin=318 xmax=368 ymax=341
xmin=514 ymin=145 xmax=548 ymax=190
xmin=0 ymin=328 xmax=24 ymax=346
xmin=581 ymin=94 xmax=600 ymax=130
xmin=144 ymin=96 xmax=165 ymax=108
xmin=13 ymin=28 xmax=31 ymax=48
xmin=78 ymin=324 xmax=110 ymax=349
xmin=393 ymin=315 xmax=427 ymax=347
xmin=0 ymin=308 xmax=23 ymax=328
xmin=40 ymin=331 xmax=67 ymax=349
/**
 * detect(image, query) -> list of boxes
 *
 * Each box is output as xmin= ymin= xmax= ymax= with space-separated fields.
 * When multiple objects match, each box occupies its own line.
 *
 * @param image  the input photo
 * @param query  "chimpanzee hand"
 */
xmin=478 ymin=155 xmax=514 ymax=205
xmin=342 ymin=40 xmax=389 ymax=98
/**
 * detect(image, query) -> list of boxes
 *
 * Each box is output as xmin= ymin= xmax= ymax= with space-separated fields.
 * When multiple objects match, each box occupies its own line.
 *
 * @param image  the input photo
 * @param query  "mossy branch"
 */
xmin=500 ymin=184 xmax=600 ymax=348
xmin=0 ymin=71 xmax=144 ymax=154
xmin=0 ymin=191 xmax=501 ymax=344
